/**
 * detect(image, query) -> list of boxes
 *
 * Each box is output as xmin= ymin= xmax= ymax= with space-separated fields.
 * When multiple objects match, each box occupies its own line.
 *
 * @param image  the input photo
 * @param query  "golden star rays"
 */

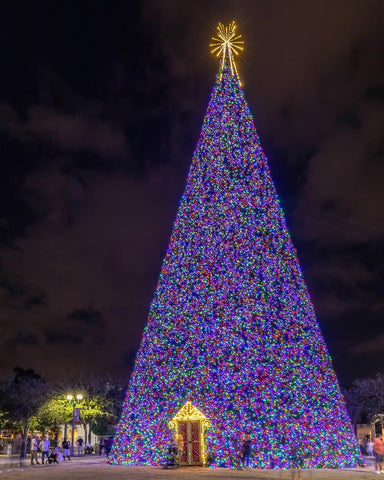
xmin=210 ymin=21 xmax=244 ymax=84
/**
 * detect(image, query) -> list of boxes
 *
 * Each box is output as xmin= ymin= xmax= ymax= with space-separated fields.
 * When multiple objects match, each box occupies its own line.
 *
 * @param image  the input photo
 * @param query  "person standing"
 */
xmin=373 ymin=435 xmax=384 ymax=474
xmin=99 ymin=438 xmax=105 ymax=455
xmin=367 ymin=438 xmax=374 ymax=457
xmin=62 ymin=438 xmax=71 ymax=460
xmin=240 ymin=433 xmax=252 ymax=468
xmin=105 ymin=437 xmax=114 ymax=457
xmin=39 ymin=435 xmax=50 ymax=464
xmin=77 ymin=437 xmax=84 ymax=455
xmin=30 ymin=435 xmax=40 ymax=465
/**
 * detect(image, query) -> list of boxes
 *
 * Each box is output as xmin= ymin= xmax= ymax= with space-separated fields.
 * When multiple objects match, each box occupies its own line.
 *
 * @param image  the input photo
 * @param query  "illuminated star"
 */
xmin=210 ymin=21 xmax=244 ymax=84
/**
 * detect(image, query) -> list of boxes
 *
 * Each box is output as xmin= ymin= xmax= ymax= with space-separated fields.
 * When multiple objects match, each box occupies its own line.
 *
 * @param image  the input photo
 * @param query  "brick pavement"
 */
xmin=0 ymin=455 xmax=376 ymax=480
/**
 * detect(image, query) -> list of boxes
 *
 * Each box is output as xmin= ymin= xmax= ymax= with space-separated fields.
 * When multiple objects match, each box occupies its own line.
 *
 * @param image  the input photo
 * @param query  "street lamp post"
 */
xmin=67 ymin=394 xmax=83 ymax=457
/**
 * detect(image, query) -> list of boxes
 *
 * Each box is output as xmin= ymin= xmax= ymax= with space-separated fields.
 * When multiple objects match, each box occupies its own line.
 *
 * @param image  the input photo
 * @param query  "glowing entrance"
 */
xmin=168 ymin=401 xmax=210 ymax=466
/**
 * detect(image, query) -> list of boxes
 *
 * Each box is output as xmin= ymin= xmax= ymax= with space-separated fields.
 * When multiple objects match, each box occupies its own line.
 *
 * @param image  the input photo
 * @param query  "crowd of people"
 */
xmin=28 ymin=435 xmax=114 ymax=465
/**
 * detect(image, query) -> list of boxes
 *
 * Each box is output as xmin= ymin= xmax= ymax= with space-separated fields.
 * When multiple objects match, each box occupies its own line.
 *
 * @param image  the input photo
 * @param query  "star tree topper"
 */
xmin=210 ymin=21 xmax=244 ymax=85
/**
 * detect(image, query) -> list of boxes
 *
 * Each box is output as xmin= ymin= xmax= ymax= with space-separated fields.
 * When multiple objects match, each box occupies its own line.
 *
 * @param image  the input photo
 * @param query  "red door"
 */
xmin=178 ymin=420 xmax=201 ymax=465
xmin=190 ymin=420 xmax=201 ymax=464
xmin=178 ymin=421 xmax=188 ymax=464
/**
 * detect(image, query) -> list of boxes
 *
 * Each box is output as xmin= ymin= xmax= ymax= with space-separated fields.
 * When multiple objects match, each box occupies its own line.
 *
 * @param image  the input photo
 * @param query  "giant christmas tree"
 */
xmin=109 ymin=23 xmax=360 ymax=469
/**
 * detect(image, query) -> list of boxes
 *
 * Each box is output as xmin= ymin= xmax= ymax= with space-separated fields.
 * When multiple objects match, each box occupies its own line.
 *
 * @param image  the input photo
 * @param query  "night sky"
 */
xmin=1 ymin=0 xmax=384 ymax=386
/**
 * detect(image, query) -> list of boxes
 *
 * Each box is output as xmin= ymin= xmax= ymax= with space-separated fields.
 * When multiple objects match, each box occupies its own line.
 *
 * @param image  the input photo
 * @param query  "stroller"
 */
xmin=163 ymin=443 xmax=179 ymax=469
xmin=47 ymin=451 xmax=59 ymax=464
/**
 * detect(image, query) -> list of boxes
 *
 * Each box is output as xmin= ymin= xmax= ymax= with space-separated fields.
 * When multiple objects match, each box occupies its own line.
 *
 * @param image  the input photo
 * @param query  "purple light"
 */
xmin=109 ymin=62 xmax=361 ymax=469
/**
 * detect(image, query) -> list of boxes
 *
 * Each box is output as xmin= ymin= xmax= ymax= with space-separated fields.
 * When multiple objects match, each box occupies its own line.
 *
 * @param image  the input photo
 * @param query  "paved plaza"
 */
xmin=0 ymin=456 xmax=378 ymax=480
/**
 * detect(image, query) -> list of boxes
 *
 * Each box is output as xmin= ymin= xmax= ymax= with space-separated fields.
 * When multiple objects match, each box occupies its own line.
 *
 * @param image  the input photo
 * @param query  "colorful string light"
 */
xmin=109 ymin=28 xmax=360 ymax=469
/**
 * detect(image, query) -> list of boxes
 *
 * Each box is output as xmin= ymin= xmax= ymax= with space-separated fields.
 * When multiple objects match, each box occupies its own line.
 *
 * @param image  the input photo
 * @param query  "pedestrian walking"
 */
xmin=240 ymin=433 xmax=252 ymax=468
xmin=30 ymin=434 xmax=40 ymax=465
xmin=62 ymin=438 xmax=71 ymax=460
xmin=39 ymin=435 xmax=50 ymax=464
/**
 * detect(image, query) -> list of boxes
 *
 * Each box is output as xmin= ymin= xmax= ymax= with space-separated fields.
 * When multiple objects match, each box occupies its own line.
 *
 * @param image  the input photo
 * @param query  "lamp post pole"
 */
xmin=67 ymin=394 xmax=83 ymax=457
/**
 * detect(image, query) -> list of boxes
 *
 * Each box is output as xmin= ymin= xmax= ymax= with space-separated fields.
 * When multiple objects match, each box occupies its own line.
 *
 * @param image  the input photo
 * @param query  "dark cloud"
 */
xmin=45 ymin=330 xmax=83 ymax=346
xmin=0 ymin=102 xmax=129 ymax=159
xmin=6 ymin=331 xmax=39 ymax=348
xmin=350 ymin=334 xmax=384 ymax=356
xmin=24 ymin=296 xmax=45 ymax=309
xmin=68 ymin=306 xmax=104 ymax=327
xmin=0 ymin=0 xmax=383 ymax=384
